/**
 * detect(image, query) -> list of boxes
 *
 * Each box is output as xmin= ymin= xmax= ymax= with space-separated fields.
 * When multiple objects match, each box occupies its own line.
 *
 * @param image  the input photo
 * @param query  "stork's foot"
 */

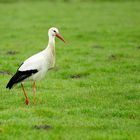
xmin=25 ymin=98 xmax=29 ymax=105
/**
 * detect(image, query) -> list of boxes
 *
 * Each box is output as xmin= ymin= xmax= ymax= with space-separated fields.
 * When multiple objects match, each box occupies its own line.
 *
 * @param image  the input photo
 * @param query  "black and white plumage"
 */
xmin=6 ymin=27 xmax=65 ymax=105
xmin=6 ymin=69 xmax=38 ymax=89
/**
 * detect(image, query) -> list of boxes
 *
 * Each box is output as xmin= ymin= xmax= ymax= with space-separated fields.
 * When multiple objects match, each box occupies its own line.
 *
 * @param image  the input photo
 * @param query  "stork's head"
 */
xmin=48 ymin=27 xmax=65 ymax=43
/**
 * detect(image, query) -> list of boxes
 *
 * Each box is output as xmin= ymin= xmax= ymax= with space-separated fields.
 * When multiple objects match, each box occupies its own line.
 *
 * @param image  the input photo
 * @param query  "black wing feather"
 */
xmin=6 ymin=69 xmax=38 ymax=89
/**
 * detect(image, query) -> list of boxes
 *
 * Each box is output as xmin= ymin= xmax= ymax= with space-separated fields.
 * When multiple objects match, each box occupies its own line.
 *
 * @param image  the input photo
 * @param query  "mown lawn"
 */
xmin=0 ymin=0 xmax=140 ymax=140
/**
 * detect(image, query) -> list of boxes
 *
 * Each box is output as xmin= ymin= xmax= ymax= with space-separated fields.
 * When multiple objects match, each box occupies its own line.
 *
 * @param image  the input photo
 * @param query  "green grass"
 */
xmin=0 ymin=0 xmax=140 ymax=140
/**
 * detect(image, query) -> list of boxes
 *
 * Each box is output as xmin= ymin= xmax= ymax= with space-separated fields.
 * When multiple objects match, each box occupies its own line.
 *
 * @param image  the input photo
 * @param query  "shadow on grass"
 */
xmin=0 ymin=70 xmax=12 ymax=75
xmin=33 ymin=124 xmax=52 ymax=130
xmin=70 ymin=73 xmax=89 ymax=79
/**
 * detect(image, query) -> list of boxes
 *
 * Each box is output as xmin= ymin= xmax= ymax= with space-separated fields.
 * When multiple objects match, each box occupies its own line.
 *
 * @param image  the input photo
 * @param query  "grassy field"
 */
xmin=0 ymin=0 xmax=140 ymax=140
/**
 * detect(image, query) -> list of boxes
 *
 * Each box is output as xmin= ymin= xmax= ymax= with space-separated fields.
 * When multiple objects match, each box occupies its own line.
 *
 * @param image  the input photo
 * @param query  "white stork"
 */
xmin=6 ymin=27 xmax=65 ymax=105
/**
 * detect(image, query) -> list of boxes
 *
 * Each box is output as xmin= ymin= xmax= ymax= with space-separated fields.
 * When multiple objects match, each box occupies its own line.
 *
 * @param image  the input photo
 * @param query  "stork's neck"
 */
xmin=48 ymin=35 xmax=55 ymax=47
xmin=46 ymin=35 xmax=55 ymax=56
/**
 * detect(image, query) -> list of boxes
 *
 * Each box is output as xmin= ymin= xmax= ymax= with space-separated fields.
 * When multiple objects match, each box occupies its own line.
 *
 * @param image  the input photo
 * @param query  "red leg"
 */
xmin=21 ymin=83 xmax=29 ymax=105
xmin=33 ymin=81 xmax=36 ymax=105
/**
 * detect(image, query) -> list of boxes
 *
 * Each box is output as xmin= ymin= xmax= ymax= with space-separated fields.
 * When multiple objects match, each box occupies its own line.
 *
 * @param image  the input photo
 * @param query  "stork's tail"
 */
xmin=6 ymin=70 xmax=38 ymax=89
xmin=6 ymin=71 xmax=20 ymax=89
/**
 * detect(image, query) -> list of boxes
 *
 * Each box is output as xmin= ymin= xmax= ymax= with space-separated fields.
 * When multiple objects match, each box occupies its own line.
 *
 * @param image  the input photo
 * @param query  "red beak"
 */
xmin=55 ymin=33 xmax=66 ymax=43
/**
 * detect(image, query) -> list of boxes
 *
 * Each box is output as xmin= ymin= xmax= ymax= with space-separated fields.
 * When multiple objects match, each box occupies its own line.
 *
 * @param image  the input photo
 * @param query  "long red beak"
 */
xmin=55 ymin=33 xmax=66 ymax=43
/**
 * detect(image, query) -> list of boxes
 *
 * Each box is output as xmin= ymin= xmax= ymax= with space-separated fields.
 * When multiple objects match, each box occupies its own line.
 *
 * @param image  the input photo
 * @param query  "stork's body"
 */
xmin=6 ymin=27 xmax=65 ymax=105
xmin=19 ymin=42 xmax=55 ymax=81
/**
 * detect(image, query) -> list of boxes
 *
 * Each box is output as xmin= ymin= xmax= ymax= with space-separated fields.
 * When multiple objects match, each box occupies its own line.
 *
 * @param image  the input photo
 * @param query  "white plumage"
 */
xmin=6 ymin=27 xmax=65 ymax=105
xmin=19 ymin=46 xmax=54 ymax=80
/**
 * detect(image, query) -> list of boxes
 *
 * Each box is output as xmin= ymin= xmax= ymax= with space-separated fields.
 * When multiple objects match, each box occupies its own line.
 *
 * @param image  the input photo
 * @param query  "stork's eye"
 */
xmin=53 ymin=30 xmax=56 ymax=33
